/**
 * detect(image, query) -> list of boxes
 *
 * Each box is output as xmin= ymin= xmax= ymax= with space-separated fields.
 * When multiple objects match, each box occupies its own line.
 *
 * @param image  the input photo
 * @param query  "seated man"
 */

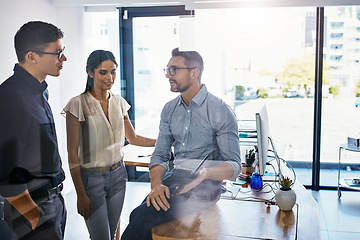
xmin=121 ymin=48 xmax=241 ymax=240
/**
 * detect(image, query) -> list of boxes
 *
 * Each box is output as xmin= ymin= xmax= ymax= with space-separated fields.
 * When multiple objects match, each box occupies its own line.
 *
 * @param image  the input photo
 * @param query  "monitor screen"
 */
xmin=256 ymin=105 xmax=269 ymax=176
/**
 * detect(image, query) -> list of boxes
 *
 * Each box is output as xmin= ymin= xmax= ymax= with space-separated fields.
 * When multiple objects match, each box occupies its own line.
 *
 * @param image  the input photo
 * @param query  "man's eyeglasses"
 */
xmin=32 ymin=47 xmax=65 ymax=60
xmin=163 ymin=66 xmax=196 ymax=76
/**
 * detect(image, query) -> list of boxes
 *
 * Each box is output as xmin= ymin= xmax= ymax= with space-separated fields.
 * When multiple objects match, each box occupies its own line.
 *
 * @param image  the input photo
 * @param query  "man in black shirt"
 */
xmin=0 ymin=21 xmax=67 ymax=240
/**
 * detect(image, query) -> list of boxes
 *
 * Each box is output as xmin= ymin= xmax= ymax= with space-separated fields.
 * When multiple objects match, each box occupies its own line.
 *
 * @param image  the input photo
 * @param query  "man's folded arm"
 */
xmin=1 ymin=185 xmax=41 ymax=230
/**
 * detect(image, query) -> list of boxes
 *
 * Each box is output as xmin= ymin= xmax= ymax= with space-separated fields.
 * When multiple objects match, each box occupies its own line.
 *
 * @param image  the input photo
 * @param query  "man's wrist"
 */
xmin=151 ymin=182 xmax=163 ymax=190
xmin=198 ymin=167 xmax=209 ymax=180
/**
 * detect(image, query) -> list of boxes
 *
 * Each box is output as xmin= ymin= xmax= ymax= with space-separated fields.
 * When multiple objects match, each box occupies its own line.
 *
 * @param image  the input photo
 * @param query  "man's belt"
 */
xmin=30 ymin=183 xmax=63 ymax=200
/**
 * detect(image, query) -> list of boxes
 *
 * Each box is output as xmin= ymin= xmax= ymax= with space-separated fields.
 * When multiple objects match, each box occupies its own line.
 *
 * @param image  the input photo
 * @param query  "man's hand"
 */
xmin=6 ymin=190 xmax=41 ymax=230
xmin=177 ymin=168 xmax=207 ymax=195
xmin=26 ymin=205 xmax=41 ymax=230
xmin=146 ymin=184 xmax=170 ymax=211
xmin=77 ymin=194 xmax=92 ymax=220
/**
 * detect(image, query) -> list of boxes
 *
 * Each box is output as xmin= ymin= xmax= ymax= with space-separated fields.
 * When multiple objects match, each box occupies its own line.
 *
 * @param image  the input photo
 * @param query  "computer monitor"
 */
xmin=255 ymin=104 xmax=269 ymax=176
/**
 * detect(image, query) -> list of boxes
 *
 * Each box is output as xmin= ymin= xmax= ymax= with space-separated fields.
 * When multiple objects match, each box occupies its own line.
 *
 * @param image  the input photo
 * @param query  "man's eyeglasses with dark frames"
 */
xmin=163 ymin=66 xmax=196 ymax=76
xmin=32 ymin=47 xmax=65 ymax=60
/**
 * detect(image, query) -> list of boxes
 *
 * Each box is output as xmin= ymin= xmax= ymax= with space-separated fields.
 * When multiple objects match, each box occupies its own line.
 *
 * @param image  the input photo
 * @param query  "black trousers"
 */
xmin=121 ymin=170 xmax=221 ymax=240
xmin=4 ymin=193 xmax=67 ymax=240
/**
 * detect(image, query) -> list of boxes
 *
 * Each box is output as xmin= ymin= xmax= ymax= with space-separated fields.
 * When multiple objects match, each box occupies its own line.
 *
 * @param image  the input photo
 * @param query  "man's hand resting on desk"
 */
xmin=146 ymin=184 xmax=170 ymax=211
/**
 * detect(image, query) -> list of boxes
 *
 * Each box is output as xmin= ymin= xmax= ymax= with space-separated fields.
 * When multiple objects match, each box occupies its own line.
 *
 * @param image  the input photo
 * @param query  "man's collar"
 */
xmin=177 ymin=84 xmax=207 ymax=107
xmin=190 ymin=84 xmax=207 ymax=106
xmin=14 ymin=64 xmax=48 ymax=93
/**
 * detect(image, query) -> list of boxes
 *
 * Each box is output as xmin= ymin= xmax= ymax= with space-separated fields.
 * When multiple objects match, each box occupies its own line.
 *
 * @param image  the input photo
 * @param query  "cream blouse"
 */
xmin=63 ymin=91 xmax=130 ymax=168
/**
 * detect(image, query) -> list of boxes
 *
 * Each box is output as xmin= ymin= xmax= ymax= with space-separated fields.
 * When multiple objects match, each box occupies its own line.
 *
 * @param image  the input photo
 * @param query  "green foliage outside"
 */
xmin=235 ymin=85 xmax=245 ymax=100
xmin=275 ymin=55 xmax=332 ymax=97
xmin=356 ymin=80 xmax=360 ymax=97
xmin=329 ymin=84 xmax=340 ymax=96
xmin=257 ymin=88 xmax=268 ymax=98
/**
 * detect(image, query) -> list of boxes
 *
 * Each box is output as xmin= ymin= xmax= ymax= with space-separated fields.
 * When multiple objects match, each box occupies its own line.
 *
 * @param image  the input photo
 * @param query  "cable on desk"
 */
xmin=225 ymin=184 xmax=277 ymax=204
xmin=266 ymin=149 xmax=297 ymax=188
xmin=223 ymin=189 xmax=236 ymax=199
xmin=252 ymin=182 xmax=274 ymax=194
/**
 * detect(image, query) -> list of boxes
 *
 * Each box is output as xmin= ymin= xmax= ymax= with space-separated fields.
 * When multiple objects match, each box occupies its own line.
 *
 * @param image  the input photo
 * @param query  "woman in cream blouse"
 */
xmin=63 ymin=50 xmax=156 ymax=240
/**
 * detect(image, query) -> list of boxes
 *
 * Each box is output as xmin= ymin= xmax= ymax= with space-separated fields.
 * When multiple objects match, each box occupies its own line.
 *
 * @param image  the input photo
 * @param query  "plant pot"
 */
xmin=275 ymin=188 xmax=296 ymax=211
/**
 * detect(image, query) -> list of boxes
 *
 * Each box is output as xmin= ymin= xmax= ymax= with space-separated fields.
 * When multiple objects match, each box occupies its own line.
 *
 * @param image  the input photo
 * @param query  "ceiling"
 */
xmin=51 ymin=0 xmax=360 ymax=9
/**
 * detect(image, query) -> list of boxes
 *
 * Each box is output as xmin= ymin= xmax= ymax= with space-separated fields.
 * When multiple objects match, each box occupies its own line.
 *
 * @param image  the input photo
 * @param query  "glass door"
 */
xmin=320 ymin=6 xmax=360 ymax=188
xmin=119 ymin=6 xmax=193 ymax=179
xmin=119 ymin=6 xmax=193 ymax=136
xmin=132 ymin=16 xmax=181 ymax=136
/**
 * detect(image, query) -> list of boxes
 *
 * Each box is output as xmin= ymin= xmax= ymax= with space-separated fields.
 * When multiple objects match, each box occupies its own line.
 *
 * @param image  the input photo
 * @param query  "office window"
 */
xmin=321 ymin=6 xmax=360 ymax=187
xmin=125 ymin=5 xmax=360 ymax=188
xmin=84 ymin=10 xmax=120 ymax=94
xmin=129 ymin=7 xmax=316 ymax=185
xmin=132 ymin=16 xmax=180 ymax=132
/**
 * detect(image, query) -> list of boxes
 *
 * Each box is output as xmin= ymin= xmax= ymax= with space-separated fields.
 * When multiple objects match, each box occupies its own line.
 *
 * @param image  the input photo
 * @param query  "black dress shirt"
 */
xmin=0 ymin=64 xmax=65 ymax=197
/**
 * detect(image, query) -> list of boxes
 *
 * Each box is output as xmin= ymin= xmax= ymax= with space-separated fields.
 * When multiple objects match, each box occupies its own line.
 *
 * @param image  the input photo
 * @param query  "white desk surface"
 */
xmin=122 ymin=144 xmax=154 ymax=167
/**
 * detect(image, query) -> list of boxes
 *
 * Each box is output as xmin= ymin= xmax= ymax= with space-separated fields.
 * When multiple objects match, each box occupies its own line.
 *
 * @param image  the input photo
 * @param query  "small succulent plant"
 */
xmin=279 ymin=175 xmax=293 ymax=190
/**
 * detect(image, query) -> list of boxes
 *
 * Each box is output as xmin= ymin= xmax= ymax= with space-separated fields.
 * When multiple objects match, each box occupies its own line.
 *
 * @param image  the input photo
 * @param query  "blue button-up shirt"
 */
xmin=0 ymin=64 xmax=65 ymax=197
xmin=150 ymin=85 xmax=241 ymax=181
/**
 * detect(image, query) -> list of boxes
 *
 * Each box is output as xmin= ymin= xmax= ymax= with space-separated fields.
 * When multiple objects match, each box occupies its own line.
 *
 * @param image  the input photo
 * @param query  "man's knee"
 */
xmin=129 ymin=204 xmax=152 ymax=223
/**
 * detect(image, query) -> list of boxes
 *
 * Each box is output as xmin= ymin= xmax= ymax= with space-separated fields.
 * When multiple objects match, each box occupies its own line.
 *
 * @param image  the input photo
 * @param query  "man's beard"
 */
xmin=170 ymin=80 xmax=190 ymax=93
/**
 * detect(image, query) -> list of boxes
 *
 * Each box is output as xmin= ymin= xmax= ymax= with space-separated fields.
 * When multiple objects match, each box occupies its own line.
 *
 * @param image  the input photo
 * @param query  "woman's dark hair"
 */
xmin=84 ymin=50 xmax=118 ymax=93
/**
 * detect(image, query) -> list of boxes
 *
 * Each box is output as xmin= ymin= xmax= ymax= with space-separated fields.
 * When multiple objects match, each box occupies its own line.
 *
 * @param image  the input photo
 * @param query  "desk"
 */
xmin=337 ymin=143 xmax=360 ymax=198
xmin=122 ymin=145 xmax=153 ymax=180
xmin=152 ymin=165 xmax=320 ymax=239
xmin=152 ymin=198 xmax=301 ymax=240
xmin=121 ymin=147 xmax=320 ymax=239
xmin=122 ymin=144 xmax=154 ymax=167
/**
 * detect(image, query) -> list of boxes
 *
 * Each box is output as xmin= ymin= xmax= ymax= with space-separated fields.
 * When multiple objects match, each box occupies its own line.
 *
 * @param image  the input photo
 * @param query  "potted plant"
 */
xmin=275 ymin=175 xmax=296 ymax=211
xmin=241 ymin=148 xmax=256 ymax=174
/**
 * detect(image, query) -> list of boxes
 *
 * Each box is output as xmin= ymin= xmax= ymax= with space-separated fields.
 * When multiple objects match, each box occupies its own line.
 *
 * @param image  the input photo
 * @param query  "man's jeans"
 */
xmin=121 ymin=170 xmax=222 ymax=240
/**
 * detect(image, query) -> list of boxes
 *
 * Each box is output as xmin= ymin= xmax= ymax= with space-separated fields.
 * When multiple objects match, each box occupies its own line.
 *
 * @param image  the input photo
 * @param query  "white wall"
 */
xmin=53 ymin=7 xmax=87 ymax=185
xmin=0 ymin=0 xmax=87 ymax=191
xmin=0 ymin=0 xmax=57 ymax=82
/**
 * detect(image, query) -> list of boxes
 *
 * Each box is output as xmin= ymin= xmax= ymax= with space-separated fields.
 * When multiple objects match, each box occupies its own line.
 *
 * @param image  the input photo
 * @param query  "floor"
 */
xmin=312 ymin=190 xmax=360 ymax=240
xmin=63 ymin=181 xmax=150 ymax=240
xmin=288 ymin=162 xmax=360 ymax=187
xmin=62 ymin=172 xmax=360 ymax=240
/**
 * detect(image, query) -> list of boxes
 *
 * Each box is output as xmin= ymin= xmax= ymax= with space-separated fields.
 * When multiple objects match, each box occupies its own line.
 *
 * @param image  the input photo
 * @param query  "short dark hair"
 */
xmin=84 ymin=50 xmax=118 ymax=93
xmin=14 ymin=21 xmax=64 ymax=63
xmin=171 ymin=48 xmax=204 ymax=80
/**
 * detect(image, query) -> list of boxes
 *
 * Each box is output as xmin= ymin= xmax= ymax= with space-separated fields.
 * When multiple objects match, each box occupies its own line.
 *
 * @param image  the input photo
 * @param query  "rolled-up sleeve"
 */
xmin=214 ymin=103 xmax=241 ymax=181
xmin=149 ymin=103 xmax=174 ymax=171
